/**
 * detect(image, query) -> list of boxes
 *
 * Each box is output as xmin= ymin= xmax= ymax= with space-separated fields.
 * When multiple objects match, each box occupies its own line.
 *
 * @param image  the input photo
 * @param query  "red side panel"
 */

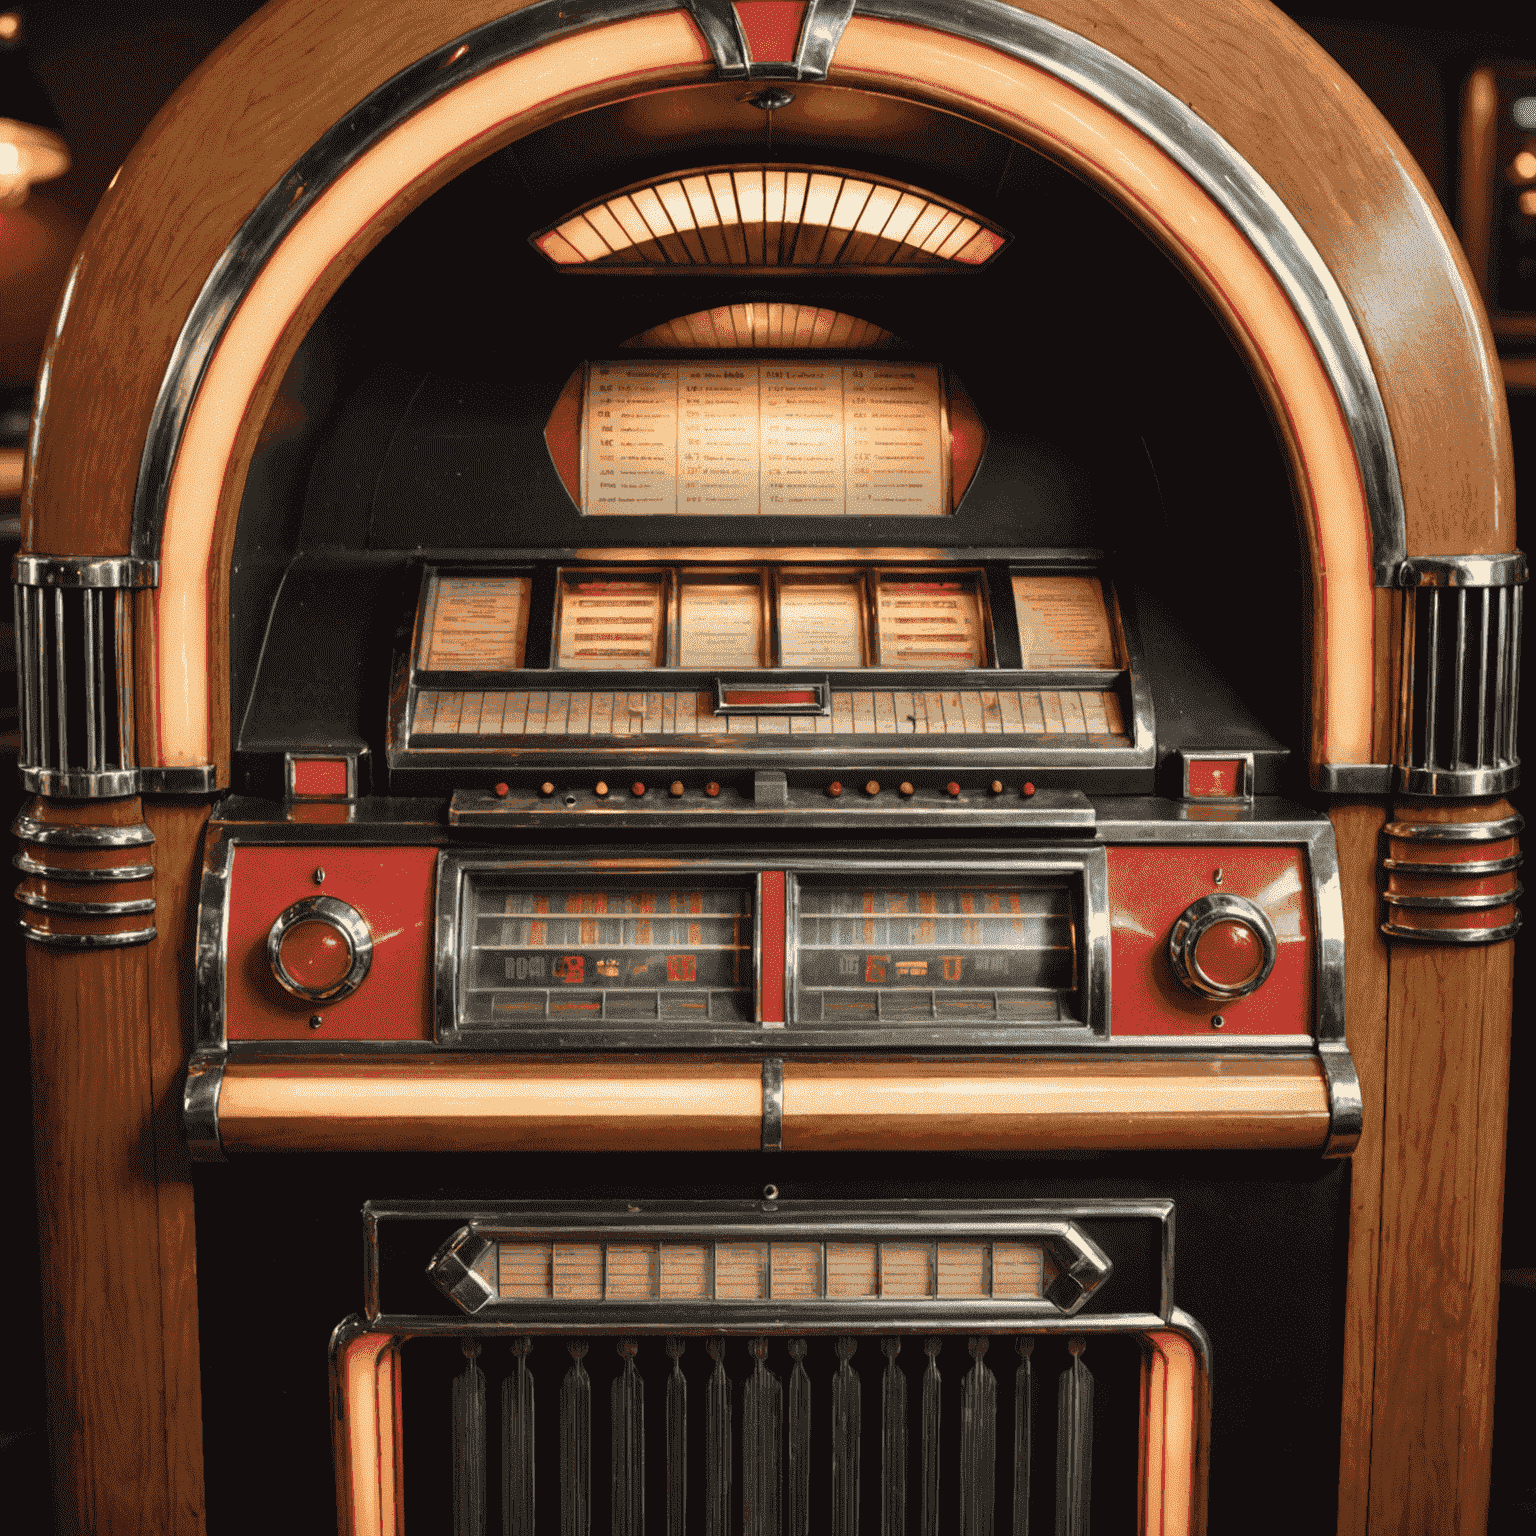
xmin=1186 ymin=759 xmax=1242 ymax=798
xmin=733 ymin=1 xmax=807 ymax=63
xmin=1107 ymin=844 xmax=1313 ymax=1036
xmin=224 ymin=845 xmax=437 ymax=1040
xmin=759 ymin=870 xmax=786 ymax=1022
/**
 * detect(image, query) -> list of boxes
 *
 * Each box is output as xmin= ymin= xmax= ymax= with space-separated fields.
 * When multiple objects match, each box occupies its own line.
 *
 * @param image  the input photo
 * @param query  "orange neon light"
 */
xmin=339 ymin=1332 xmax=400 ymax=1536
xmin=1140 ymin=1331 xmax=1199 ymax=1536
xmin=534 ymin=166 xmax=1008 ymax=268
xmin=624 ymin=303 xmax=898 ymax=350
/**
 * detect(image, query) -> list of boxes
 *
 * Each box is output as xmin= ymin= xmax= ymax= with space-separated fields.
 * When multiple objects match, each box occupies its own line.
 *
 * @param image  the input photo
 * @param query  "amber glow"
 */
xmin=535 ymin=166 xmax=1008 ymax=268
xmin=339 ymin=1333 xmax=399 ymax=1536
xmin=0 ymin=13 xmax=19 ymax=42
xmin=1520 ymin=189 xmax=1536 ymax=218
xmin=1512 ymin=151 xmax=1536 ymax=181
xmin=1140 ymin=1332 xmax=1198 ymax=1535
xmin=156 ymin=13 xmax=712 ymax=764
xmin=624 ymin=304 xmax=897 ymax=349
xmin=0 ymin=119 xmax=70 ymax=209
xmin=829 ymin=20 xmax=1378 ymax=765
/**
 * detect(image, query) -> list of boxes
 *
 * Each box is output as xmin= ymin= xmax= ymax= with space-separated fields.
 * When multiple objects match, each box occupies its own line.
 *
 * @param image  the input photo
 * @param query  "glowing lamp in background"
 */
xmin=0 ymin=119 xmax=68 ymax=208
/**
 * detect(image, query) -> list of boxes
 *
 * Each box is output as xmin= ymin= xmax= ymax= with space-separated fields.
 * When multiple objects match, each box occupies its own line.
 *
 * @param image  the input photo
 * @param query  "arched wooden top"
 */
xmin=17 ymin=0 xmax=1514 ymax=778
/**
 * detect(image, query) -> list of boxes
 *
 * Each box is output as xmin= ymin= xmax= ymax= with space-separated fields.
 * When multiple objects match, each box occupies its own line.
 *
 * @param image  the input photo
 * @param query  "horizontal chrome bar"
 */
xmin=17 ymin=920 xmax=157 ymax=949
xmin=12 ymin=554 xmax=158 ymax=589
xmin=1397 ymin=552 xmax=1527 ymax=589
xmin=13 ymin=852 xmax=155 ymax=883
xmin=12 ymin=814 xmax=155 ymax=848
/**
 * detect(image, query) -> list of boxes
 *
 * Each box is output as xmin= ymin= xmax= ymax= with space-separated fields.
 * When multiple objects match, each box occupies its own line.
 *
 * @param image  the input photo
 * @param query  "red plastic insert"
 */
xmin=291 ymin=757 xmax=349 ymax=797
xmin=276 ymin=920 xmax=353 ymax=993
xmin=759 ymin=871 xmax=786 ymax=1022
xmin=1194 ymin=919 xmax=1264 ymax=989
xmin=1187 ymin=759 xmax=1242 ymax=797
xmin=733 ymin=1 xmax=807 ymax=63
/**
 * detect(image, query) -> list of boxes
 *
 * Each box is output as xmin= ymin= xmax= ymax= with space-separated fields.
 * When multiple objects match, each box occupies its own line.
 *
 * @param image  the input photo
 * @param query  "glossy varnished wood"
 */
xmin=1328 ymin=801 xmax=1390 ymax=1536
xmin=216 ymin=1058 xmax=764 ymax=1151
xmin=1368 ymin=799 xmax=1516 ymax=1535
xmin=781 ymin=1057 xmax=1332 ymax=1151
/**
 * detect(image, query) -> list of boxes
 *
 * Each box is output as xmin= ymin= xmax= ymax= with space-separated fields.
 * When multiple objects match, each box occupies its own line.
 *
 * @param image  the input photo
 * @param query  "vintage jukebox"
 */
xmin=13 ymin=0 xmax=1522 ymax=1531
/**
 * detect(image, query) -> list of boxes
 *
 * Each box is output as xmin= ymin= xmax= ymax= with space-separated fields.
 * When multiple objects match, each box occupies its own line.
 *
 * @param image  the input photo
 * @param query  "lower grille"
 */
xmin=334 ymin=1201 xmax=1205 ymax=1536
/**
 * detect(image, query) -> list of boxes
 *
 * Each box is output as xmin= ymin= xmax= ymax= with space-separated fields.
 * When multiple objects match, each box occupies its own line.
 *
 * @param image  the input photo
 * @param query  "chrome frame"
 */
xmin=713 ymin=678 xmax=832 ymax=717
xmin=1179 ymin=751 xmax=1254 ymax=801
xmin=284 ymin=751 xmax=361 ymax=800
xmin=1166 ymin=893 xmax=1278 ymax=1001
xmin=265 ymin=894 xmax=375 ymax=1003
xmin=423 ymin=1205 xmax=1115 ymax=1319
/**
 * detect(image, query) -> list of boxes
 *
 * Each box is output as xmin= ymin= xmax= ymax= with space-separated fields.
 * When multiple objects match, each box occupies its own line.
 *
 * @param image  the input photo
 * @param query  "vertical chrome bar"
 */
xmin=788 ymin=1339 xmax=811 ymax=1536
xmin=867 ymin=570 xmax=884 ymax=666
xmin=1475 ymin=588 xmax=1491 ymax=767
xmin=832 ymin=1337 xmax=861 ymax=1536
xmin=53 ymin=586 xmax=68 ymax=772
xmin=1396 ymin=586 xmax=1414 ymax=769
xmin=503 ymin=1339 xmax=535 ymax=1536
xmin=1054 ymin=1339 xmax=1093 ymax=1536
xmin=452 ymin=1340 xmax=487 ymax=1536
xmin=881 ymin=1338 xmax=907 ymax=1536
xmin=16 ymin=584 xmax=36 ymax=767
xmin=960 ymin=1338 xmax=997 ymax=1536
xmin=561 ymin=1342 xmax=591 ymax=1536
xmin=1451 ymin=586 xmax=1468 ymax=766
xmin=665 ymin=1340 xmax=686 ymax=1536
xmin=82 ymin=590 xmax=100 ymax=773
xmin=115 ymin=589 xmax=135 ymax=770
xmin=611 ymin=1341 xmax=644 ymax=1536
xmin=1013 ymin=1339 xmax=1034 ymax=1536
xmin=1494 ymin=586 xmax=1510 ymax=765
xmin=921 ymin=1337 xmax=942 ymax=1536
xmin=31 ymin=586 xmax=48 ymax=768
xmin=665 ymin=569 xmax=681 ymax=668
xmin=1508 ymin=585 xmax=1523 ymax=763
xmin=765 ymin=567 xmax=782 ymax=668
xmin=705 ymin=1340 xmax=731 ymax=1536
xmin=744 ymin=1339 xmax=782 ymax=1535
xmin=1423 ymin=591 xmax=1440 ymax=769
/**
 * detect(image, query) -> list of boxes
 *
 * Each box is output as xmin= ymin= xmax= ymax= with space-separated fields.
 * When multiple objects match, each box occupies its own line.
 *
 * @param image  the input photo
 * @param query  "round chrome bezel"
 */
xmin=266 ymin=895 xmax=373 ymax=1003
xmin=1167 ymin=893 xmax=1277 ymax=1001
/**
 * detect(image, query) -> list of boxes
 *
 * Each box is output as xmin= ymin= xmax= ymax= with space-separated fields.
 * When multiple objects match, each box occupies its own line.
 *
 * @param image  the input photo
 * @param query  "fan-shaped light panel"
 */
xmin=534 ymin=167 xmax=1008 ymax=269
xmin=623 ymin=304 xmax=899 ymax=350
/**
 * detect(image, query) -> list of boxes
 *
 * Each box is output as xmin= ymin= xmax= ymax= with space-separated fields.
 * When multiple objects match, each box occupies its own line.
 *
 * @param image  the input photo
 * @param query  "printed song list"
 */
xmin=582 ymin=361 xmax=948 ymax=516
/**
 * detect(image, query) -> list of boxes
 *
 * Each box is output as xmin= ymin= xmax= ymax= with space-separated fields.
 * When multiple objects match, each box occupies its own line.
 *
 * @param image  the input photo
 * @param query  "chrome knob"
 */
xmin=267 ymin=895 xmax=373 ymax=1003
xmin=1167 ymin=894 xmax=1276 ymax=1001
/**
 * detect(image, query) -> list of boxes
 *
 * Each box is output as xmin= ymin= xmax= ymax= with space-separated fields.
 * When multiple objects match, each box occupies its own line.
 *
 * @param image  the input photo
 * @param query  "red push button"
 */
xmin=277 ymin=921 xmax=353 ymax=994
xmin=1194 ymin=919 xmax=1264 ymax=989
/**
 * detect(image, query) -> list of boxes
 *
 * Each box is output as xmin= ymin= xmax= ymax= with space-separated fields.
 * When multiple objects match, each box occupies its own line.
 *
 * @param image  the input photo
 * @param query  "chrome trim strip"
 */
xmin=1396 ymin=763 xmax=1520 ymax=798
xmin=761 ymin=1057 xmax=784 ymax=1152
xmin=129 ymin=0 xmax=678 ymax=560
xmin=15 ymin=890 xmax=156 ymax=917
xmin=137 ymin=764 xmax=220 ymax=794
xmin=12 ymin=554 xmax=157 ymax=589
xmin=1383 ymin=815 xmax=1524 ymax=842
xmin=796 ymin=0 xmax=857 ymax=80
xmin=12 ymin=851 xmax=155 ymax=883
xmin=194 ymin=836 xmax=234 ymax=1050
xmin=183 ymin=1051 xmax=227 ymax=1162
xmin=1381 ymin=917 xmax=1522 ymax=945
xmin=12 ymin=814 xmax=155 ymax=848
xmin=1311 ymin=762 xmax=1393 ymax=795
xmin=1381 ymin=886 xmax=1522 ymax=912
xmin=1319 ymin=1040 xmax=1363 ymax=1158
xmin=19 ymin=766 xmax=141 ymax=798
xmin=856 ymin=0 xmax=1408 ymax=583
xmin=18 ymin=921 xmax=157 ymax=949
xmin=1382 ymin=853 xmax=1524 ymax=877
xmin=685 ymin=0 xmax=749 ymax=76
xmin=1398 ymin=552 xmax=1527 ymax=588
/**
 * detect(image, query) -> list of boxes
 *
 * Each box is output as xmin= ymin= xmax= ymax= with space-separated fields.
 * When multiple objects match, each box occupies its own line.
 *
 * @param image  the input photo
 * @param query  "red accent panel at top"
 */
xmin=759 ymin=870 xmax=787 ymax=1022
xmin=723 ymin=689 xmax=818 ymax=706
xmin=1107 ymin=844 xmax=1313 ymax=1036
xmin=734 ymin=1 xmax=807 ymax=62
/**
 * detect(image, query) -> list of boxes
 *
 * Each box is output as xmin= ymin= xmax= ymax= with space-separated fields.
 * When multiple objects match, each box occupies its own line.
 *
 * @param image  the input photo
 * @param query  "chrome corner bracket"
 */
xmin=1393 ymin=551 xmax=1524 ymax=798
xmin=1319 ymin=1041 xmax=1363 ymax=1158
xmin=184 ymin=1051 xmax=227 ymax=1162
xmin=687 ymin=0 xmax=855 ymax=80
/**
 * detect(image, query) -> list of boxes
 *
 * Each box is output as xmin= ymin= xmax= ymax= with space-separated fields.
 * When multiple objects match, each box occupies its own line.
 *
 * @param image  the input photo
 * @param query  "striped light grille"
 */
xmin=496 ymin=1238 xmax=1046 ymax=1301
xmin=624 ymin=304 xmax=897 ymax=350
xmin=534 ymin=166 xmax=1008 ymax=269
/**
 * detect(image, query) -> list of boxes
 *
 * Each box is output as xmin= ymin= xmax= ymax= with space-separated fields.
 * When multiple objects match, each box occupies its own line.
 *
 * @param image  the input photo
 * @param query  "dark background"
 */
xmin=3 ymin=0 xmax=1534 ymax=1529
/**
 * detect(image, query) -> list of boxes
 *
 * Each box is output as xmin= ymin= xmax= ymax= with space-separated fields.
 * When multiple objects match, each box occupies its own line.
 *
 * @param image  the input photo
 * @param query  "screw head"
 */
xmin=312 ymin=867 xmax=325 ymax=885
xmin=1211 ymin=1014 xmax=1225 ymax=1029
xmin=309 ymin=1014 xmax=323 ymax=1029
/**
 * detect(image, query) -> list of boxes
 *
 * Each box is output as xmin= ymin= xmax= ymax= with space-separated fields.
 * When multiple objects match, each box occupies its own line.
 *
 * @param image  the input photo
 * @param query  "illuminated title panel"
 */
xmin=533 ymin=166 xmax=1008 ymax=269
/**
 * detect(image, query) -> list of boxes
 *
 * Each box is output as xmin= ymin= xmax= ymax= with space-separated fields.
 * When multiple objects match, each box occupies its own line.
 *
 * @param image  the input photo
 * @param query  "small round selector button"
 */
xmin=1167 ymin=894 xmax=1276 ymax=1001
xmin=268 ymin=895 xmax=373 ymax=1004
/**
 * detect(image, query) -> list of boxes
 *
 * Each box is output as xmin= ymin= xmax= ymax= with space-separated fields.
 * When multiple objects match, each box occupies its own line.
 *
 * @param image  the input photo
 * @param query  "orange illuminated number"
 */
xmin=866 ymin=956 xmax=889 ymax=984
xmin=552 ymin=956 xmax=585 ymax=983
xmin=666 ymin=955 xmax=697 ymax=982
xmin=942 ymin=956 xmax=963 ymax=981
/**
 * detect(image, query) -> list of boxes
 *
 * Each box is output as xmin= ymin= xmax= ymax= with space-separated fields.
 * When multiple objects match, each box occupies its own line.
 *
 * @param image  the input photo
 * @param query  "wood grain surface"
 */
xmin=781 ymin=1056 xmax=1331 ymax=1151
xmin=1329 ymin=802 xmax=1391 ymax=1536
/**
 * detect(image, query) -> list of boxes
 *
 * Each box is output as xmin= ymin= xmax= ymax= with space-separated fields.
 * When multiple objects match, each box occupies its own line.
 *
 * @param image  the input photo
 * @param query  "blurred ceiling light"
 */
xmin=1 ymin=9 xmax=70 ymax=208
xmin=0 ymin=119 xmax=69 ymax=208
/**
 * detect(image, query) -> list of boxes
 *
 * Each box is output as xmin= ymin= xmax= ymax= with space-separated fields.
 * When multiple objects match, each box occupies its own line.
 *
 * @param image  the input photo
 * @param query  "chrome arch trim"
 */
xmin=855 ymin=0 xmax=1408 ymax=583
xmin=129 ymin=0 xmax=1409 ymax=582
